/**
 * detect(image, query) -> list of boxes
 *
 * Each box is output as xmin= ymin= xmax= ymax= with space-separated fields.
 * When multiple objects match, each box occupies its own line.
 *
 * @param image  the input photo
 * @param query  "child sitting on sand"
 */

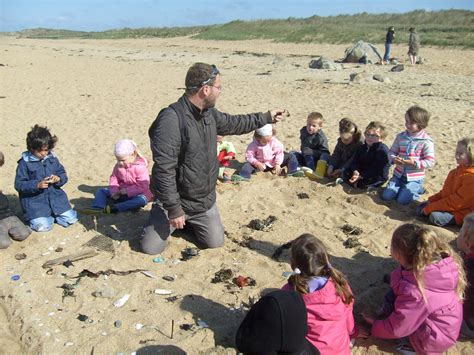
xmin=344 ymin=121 xmax=390 ymax=189
xmin=0 ymin=151 xmax=31 ymax=249
xmin=327 ymin=118 xmax=363 ymax=178
xmin=86 ymin=139 xmax=153 ymax=214
xmin=457 ymin=212 xmax=474 ymax=339
xmin=292 ymin=112 xmax=330 ymax=172
xmin=282 ymin=233 xmax=356 ymax=354
xmin=233 ymin=124 xmax=304 ymax=182
xmin=217 ymin=135 xmax=236 ymax=182
xmin=381 ymin=105 xmax=435 ymax=205
xmin=364 ymin=223 xmax=466 ymax=354
xmin=14 ymin=125 xmax=78 ymax=232
xmin=416 ymin=137 xmax=474 ymax=226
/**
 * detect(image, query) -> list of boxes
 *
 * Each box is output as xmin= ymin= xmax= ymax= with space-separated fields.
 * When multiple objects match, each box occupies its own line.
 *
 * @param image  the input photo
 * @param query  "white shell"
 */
xmin=113 ymin=294 xmax=131 ymax=307
xmin=153 ymin=288 xmax=173 ymax=295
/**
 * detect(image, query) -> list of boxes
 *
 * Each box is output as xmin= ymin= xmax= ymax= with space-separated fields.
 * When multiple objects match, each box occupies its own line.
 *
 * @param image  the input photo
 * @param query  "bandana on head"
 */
xmin=256 ymin=124 xmax=273 ymax=136
xmin=114 ymin=139 xmax=137 ymax=157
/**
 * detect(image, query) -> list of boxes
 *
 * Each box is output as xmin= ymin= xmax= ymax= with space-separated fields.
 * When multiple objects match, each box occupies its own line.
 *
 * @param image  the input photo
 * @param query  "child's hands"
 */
xmin=349 ymin=170 xmax=361 ymax=184
xmin=394 ymin=156 xmax=416 ymax=167
xmin=119 ymin=188 xmax=127 ymax=195
xmin=273 ymin=165 xmax=282 ymax=175
xmin=255 ymin=162 xmax=266 ymax=171
xmin=111 ymin=192 xmax=121 ymax=200
xmin=37 ymin=179 xmax=50 ymax=189
xmin=49 ymin=175 xmax=60 ymax=184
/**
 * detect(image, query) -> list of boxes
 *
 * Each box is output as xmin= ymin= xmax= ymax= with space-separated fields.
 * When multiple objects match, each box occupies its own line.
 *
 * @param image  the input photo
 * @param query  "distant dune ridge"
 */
xmin=0 ymin=35 xmax=473 ymax=354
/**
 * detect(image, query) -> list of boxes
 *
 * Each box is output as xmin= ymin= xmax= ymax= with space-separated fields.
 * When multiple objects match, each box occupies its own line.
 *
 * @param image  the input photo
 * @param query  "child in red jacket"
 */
xmin=282 ymin=233 xmax=356 ymax=354
xmin=416 ymin=137 xmax=474 ymax=226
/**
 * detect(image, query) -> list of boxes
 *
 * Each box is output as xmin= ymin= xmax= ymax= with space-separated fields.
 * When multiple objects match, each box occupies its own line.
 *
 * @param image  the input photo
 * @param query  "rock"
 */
xmin=349 ymin=72 xmax=372 ymax=83
xmin=373 ymin=74 xmax=391 ymax=83
xmin=91 ymin=287 xmax=116 ymax=298
xmin=390 ymin=64 xmax=404 ymax=72
xmin=309 ymin=56 xmax=342 ymax=71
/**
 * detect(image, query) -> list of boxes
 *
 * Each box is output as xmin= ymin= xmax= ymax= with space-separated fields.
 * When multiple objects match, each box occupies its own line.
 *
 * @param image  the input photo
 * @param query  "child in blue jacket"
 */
xmin=14 ymin=125 xmax=77 ymax=232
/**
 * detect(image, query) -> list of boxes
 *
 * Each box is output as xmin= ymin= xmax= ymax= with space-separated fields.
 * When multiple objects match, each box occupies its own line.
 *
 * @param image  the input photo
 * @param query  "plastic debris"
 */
xmin=234 ymin=275 xmax=256 ymax=288
xmin=181 ymin=247 xmax=199 ymax=261
xmin=92 ymin=287 xmax=116 ymax=298
xmin=64 ymin=341 xmax=74 ymax=347
xmin=154 ymin=289 xmax=173 ymax=295
xmin=113 ymin=294 xmax=130 ymax=308
xmin=135 ymin=323 xmax=144 ymax=330
xmin=114 ymin=320 xmax=122 ymax=328
xmin=11 ymin=275 xmax=20 ymax=281
xmin=152 ymin=256 xmax=164 ymax=263
xmin=197 ymin=319 xmax=209 ymax=328
xmin=141 ymin=271 xmax=159 ymax=279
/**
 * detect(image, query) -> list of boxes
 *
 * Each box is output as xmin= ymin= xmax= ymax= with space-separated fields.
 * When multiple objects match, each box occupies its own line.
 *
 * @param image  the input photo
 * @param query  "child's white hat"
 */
xmin=256 ymin=124 xmax=273 ymax=136
xmin=114 ymin=139 xmax=137 ymax=157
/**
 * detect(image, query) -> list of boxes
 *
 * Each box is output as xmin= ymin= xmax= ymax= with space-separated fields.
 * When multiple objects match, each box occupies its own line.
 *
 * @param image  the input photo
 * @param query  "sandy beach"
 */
xmin=0 ymin=36 xmax=473 ymax=354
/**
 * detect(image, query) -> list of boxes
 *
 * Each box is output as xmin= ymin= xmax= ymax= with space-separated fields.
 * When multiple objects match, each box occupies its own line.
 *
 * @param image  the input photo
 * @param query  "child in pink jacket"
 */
xmin=364 ymin=223 xmax=466 ymax=354
xmin=282 ymin=233 xmax=356 ymax=354
xmin=233 ymin=124 xmax=303 ymax=182
xmin=87 ymin=139 xmax=152 ymax=213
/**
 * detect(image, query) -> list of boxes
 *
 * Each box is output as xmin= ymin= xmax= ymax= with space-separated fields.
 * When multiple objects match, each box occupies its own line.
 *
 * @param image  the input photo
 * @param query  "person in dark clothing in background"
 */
xmin=383 ymin=26 xmax=395 ymax=64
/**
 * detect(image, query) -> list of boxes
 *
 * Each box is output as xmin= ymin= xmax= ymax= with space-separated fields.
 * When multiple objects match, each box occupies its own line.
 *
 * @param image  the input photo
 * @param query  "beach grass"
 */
xmin=6 ymin=10 xmax=474 ymax=48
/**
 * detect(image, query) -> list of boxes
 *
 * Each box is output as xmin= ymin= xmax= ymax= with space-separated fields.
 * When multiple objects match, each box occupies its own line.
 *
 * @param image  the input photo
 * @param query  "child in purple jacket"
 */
xmin=364 ymin=223 xmax=467 ymax=354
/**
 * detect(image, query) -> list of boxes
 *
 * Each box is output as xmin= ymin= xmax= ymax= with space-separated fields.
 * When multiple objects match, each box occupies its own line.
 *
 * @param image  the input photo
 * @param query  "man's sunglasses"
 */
xmin=188 ymin=65 xmax=220 ymax=89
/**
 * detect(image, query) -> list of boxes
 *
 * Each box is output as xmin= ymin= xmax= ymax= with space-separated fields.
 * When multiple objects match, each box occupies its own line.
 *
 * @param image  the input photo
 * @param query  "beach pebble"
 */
xmin=135 ymin=323 xmax=144 ymax=330
xmin=154 ymin=289 xmax=173 ymax=295
xmin=114 ymin=320 xmax=122 ymax=328
xmin=64 ymin=341 xmax=74 ymax=347
xmin=197 ymin=319 xmax=209 ymax=328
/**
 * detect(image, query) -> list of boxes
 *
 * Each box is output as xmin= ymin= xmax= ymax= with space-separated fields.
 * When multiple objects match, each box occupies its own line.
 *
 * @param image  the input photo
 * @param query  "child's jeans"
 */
xmin=415 ymin=202 xmax=456 ymax=226
xmin=93 ymin=188 xmax=147 ymax=212
xmin=0 ymin=216 xmax=31 ymax=249
xmin=381 ymin=175 xmax=424 ymax=205
xmin=29 ymin=209 xmax=78 ymax=232
xmin=239 ymin=153 xmax=299 ymax=179
xmin=293 ymin=152 xmax=329 ymax=171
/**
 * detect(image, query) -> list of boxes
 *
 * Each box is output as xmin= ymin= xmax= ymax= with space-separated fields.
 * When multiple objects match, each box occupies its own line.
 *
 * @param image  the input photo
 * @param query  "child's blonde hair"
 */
xmin=458 ymin=137 xmax=474 ymax=166
xmin=307 ymin=112 xmax=323 ymax=125
xmin=406 ymin=106 xmax=430 ymax=129
xmin=365 ymin=121 xmax=388 ymax=139
xmin=391 ymin=223 xmax=467 ymax=301
xmin=461 ymin=212 xmax=474 ymax=247
xmin=289 ymin=233 xmax=353 ymax=305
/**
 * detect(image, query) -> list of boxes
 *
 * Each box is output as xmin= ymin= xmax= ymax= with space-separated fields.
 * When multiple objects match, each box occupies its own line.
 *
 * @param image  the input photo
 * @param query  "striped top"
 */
xmin=388 ymin=130 xmax=435 ymax=181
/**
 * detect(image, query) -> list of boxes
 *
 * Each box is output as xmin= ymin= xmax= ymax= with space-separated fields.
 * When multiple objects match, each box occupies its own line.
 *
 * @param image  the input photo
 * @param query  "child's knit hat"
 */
xmin=256 ymin=124 xmax=273 ymax=137
xmin=114 ymin=139 xmax=137 ymax=158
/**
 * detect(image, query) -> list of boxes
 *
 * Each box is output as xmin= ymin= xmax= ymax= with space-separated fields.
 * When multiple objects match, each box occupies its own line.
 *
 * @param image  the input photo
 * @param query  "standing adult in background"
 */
xmin=408 ymin=27 xmax=420 ymax=65
xmin=383 ymin=26 xmax=395 ymax=64
xmin=141 ymin=62 xmax=288 ymax=255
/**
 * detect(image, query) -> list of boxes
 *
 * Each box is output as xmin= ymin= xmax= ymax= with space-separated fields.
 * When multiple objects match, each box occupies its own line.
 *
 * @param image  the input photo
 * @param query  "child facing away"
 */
xmin=381 ymin=106 xmax=435 ymax=205
xmin=216 ymin=135 xmax=236 ymax=182
xmin=326 ymin=118 xmax=363 ymax=178
xmin=457 ymin=212 xmax=474 ymax=339
xmin=344 ymin=121 xmax=390 ymax=189
xmin=0 ymin=151 xmax=31 ymax=248
xmin=364 ymin=223 xmax=466 ymax=354
xmin=232 ymin=124 xmax=304 ymax=182
xmin=87 ymin=139 xmax=152 ymax=214
xmin=14 ymin=125 xmax=78 ymax=232
xmin=293 ymin=112 xmax=330 ymax=171
xmin=416 ymin=137 xmax=474 ymax=227
xmin=282 ymin=233 xmax=356 ymax=354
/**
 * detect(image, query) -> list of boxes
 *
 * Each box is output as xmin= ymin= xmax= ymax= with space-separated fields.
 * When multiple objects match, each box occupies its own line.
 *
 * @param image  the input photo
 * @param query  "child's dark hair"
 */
xmin=0 ymin=151 xmax=4 ymax=167
xmin=339 ymin=118 xmax=362 ymax=143
xmin=365 ymin=121 xmax=388 ymax=139
xmin=289 ymin=233 xmax=353 ymax=305
xmin=406 ymin=106 xmax=430 ymax=129
xmin=26 ymin=125 xmax=57 ymax=152
xmin=391 ymin=223 xmax=466 ymax=301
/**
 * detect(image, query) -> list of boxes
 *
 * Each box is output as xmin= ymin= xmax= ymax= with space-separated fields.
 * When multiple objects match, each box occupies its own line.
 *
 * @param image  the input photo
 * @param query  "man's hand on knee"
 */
xmin=170 ymin=215 xmax=186 ymax=229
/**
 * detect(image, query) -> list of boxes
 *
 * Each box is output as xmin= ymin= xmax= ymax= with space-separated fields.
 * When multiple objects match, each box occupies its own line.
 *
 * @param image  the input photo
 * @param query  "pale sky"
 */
xmin=1 ymin=0 xmax=472 ymax=32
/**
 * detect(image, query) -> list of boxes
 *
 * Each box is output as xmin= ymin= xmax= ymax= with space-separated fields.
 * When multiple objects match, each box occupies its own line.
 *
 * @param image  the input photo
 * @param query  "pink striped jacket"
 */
xmin=388 ymin=130 xmax=435 ymax=181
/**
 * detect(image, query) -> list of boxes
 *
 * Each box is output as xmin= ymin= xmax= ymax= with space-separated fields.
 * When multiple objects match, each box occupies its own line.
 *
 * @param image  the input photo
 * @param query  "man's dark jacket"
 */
xmin=149 ymin=95 xmax=272 ymax=219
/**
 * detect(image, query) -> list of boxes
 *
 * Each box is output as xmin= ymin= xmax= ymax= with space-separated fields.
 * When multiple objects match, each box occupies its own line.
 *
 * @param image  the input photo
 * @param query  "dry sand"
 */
xmin=0 ymin=36 xmax=473 ymax=354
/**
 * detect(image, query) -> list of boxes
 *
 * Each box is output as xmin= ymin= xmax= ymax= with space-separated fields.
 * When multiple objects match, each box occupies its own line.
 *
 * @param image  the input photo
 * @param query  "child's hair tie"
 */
xmin=293 ymin=267 xmax=302 ymax=275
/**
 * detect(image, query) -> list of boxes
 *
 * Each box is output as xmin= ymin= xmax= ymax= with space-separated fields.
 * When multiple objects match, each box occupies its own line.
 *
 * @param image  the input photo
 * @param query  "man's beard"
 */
xmin=203 ymin=96 xmax=216 ymax=109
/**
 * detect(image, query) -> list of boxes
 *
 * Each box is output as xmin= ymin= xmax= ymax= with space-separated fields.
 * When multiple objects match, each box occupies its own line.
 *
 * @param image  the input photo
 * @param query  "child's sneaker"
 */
xmin=300 ymin=166 xmax=313 ymax=173
xmin=288 ymin=170 xmax=305 ymax=177
xmin=231 ymin=175 xmax=250 ymax=182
